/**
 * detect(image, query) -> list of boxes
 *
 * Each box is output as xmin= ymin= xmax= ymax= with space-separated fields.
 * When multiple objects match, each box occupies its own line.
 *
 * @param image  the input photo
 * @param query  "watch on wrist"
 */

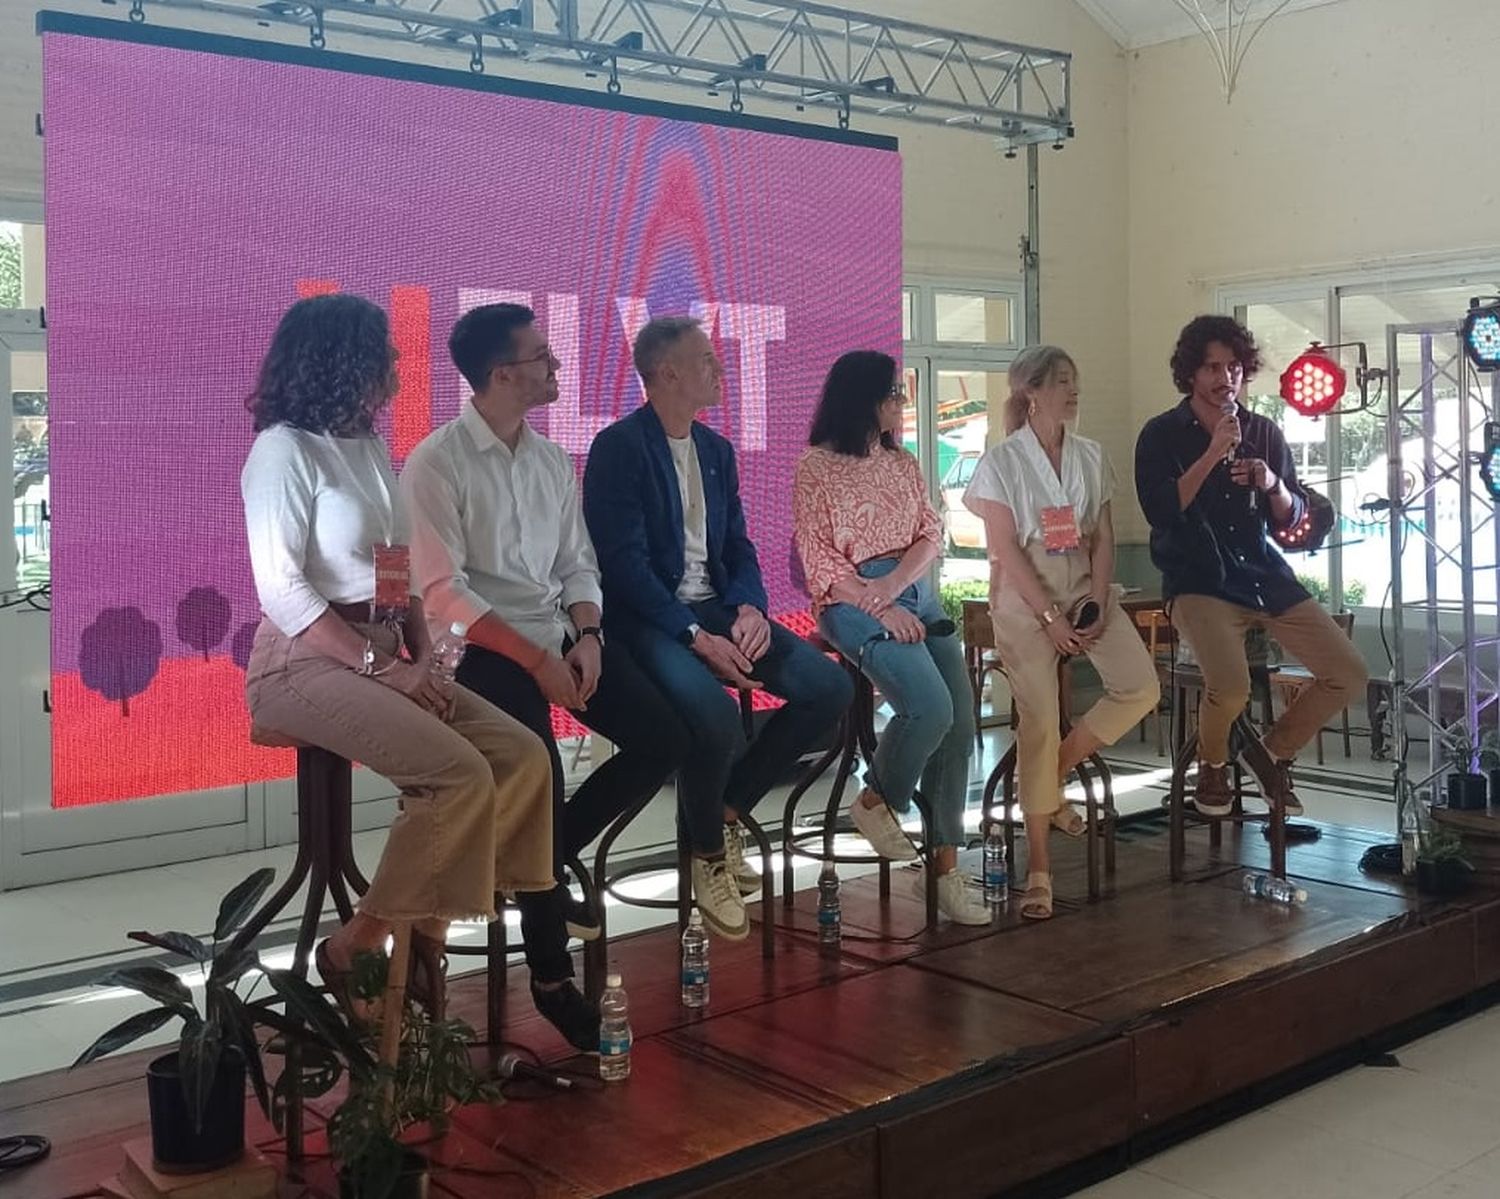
xmin=579 ymin=625 xmax=604 ymax=647
xmin=356 ymin=639 xmax=377 ymax=676
xmin=1038 ymin=605 xmax=1061 ymax=627
xmin=679 ymin=622 xmax=701 ymax=648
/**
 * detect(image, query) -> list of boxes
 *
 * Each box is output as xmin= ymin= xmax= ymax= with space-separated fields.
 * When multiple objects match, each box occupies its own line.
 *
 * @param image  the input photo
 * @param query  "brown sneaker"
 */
xmin=1193 ymin=762 xmax=1233 ymax=817
xmin=1239 ymin=740 xmax=1306 ymax=817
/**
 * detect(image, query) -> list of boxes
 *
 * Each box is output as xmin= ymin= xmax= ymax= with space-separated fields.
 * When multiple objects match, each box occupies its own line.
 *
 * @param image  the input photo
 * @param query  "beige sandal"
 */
xmin=1020 ymin=872 xmax=1054 ymax=920
xmin=1050 ymin=806 xmax=1086 ymax=838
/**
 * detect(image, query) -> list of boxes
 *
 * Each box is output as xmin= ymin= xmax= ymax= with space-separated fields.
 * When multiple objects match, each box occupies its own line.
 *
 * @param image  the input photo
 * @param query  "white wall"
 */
xmin=1123 ymin=0 xmax=1500 ymax=538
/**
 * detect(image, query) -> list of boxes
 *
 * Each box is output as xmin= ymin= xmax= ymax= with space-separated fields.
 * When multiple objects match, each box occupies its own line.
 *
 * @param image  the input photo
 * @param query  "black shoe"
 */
xmin=562 ymin=892 xmax=601 ymax=942
xmin=531 ymin=979 xmax=600 ymax=1052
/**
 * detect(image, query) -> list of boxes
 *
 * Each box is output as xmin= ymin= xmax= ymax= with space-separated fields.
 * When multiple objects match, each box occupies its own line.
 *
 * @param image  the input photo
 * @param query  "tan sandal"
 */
xmin=1020 ymin=872 xmax=1054 ymax=920
xmin=1050 ymin=806 xmax=1086 ymax=838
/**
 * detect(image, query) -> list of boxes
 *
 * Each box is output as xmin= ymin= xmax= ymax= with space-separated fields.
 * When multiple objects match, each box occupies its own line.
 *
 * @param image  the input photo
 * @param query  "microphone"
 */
xmin=868 ymin=617 xmax=956 ymax=644
xmin=496 ymin=1053 xmax=575 ymax=1090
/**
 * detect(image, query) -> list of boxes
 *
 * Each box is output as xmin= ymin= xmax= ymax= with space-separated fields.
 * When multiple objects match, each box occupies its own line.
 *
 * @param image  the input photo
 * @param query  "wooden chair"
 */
xmin=961 ymin=598 xmax=1006 ymax=738
xmin=1269 ymin=611 xmax=1356 ymax=764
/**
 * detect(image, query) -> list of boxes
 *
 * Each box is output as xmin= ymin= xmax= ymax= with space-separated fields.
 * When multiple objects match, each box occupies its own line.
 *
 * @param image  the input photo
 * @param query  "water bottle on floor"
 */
xmin=599 ymin=972 xmax=632 ymax=1080
xmin=429 ymin=621 xmax=468 ymax=686
xmin=982 ymin=821 xmax=1009 ymax=906
xmin=817 ymin=863 xmax=841 ymax=949
xmin=1242 ymin=872 xmax=1307 ymax=905
xmin=681 ymin=910 xmax=709 ymax=1008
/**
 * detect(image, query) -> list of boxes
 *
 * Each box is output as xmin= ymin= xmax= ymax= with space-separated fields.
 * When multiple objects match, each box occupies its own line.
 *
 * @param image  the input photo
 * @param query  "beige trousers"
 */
xmin=245 ymin=619 xmax=555 ymax=922
xmin=991 ymin=540 xmax=1160 ymax=815
xmin=1170 ymin=594 xmax=1368 ymax=765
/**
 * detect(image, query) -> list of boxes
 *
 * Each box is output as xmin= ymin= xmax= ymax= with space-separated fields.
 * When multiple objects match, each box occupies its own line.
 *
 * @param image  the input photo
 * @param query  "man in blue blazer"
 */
xmin=583 ymin=316 xmax=851 ymax=941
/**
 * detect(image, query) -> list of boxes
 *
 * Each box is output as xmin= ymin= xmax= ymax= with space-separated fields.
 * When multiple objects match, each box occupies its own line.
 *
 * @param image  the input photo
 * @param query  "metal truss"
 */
xmin=1385 ymin=322 xmax=1500 ymax=811
xmin=125 ymin=0 xmax=1073 ymax=143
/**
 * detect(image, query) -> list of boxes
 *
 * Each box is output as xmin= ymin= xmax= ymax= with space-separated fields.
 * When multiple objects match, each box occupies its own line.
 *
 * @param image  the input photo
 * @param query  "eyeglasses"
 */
xmin=504 ymin=347 xmax=560 ymax=368
xmin=885 ymin=384 xmax=909 ymax=403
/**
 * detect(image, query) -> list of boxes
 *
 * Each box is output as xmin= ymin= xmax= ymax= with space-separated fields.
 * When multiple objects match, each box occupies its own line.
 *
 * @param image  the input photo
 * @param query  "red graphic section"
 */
xmin=389 ymin=285 xmax=432 ymax=462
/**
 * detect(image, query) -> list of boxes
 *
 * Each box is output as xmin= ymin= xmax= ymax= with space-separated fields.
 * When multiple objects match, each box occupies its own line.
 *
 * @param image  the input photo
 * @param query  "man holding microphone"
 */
xmin=1134 ymin=315 xmax=1366 ymax=818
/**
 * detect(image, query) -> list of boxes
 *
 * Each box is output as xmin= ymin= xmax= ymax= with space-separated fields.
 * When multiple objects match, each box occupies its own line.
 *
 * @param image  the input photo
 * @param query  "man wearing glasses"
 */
xmin=583 ymin=316 xmax=852 ymax=940
xmin=402 ymin=302 xmax=687 ymax=1048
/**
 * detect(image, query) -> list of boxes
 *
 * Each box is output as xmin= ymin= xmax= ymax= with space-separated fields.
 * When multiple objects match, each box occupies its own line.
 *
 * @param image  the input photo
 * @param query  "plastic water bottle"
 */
xmin=681 ymin=910 xmax=709 ymax=1008
xmin=1242 ymin=872 xmax=1308 ymax=905
xmin=429 ymin=621 xmax=468 ymax=686
xmin=1400 ymin=796 xmax=1420 ymax=877
xmin=816 ymin=863 xmax=841 ymax=949
xmin=982 ymin=821 xmax=1009 ymax=906
xmin=598 ymin=973 xmax=631 ymax=1081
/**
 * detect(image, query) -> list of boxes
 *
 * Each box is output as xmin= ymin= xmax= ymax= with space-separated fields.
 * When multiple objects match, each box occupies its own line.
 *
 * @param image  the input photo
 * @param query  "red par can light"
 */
xmin=1279 ymin=344 xmax=1347 ymax=417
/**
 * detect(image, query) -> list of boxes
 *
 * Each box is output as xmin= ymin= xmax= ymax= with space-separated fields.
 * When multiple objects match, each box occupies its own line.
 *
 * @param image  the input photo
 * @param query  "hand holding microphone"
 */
xmin=870 ymin=610 xmax=954 ymax=645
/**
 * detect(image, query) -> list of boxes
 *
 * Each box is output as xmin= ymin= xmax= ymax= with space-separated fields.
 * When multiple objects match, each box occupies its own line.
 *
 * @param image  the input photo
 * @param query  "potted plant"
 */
xmin=1444 ymin=723 xmax=1488 ymax=811
xmin=263 ymin=950 xmax=498 ymax=1199
xmin=1416 ymin=823 xmax=1474 ymax=896
xmin=72 ymin=869 xmax=277 ymax=1173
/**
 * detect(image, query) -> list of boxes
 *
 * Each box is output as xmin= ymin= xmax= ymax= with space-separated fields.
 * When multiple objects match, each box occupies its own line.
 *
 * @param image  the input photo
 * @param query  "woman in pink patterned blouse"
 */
xmin=792 ymin=351 xmax=989 ymax=926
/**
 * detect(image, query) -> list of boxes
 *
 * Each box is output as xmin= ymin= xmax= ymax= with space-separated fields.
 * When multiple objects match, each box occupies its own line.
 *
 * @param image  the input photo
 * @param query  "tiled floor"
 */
xmin=3 ymin=709 xmax=1459 ymax=1199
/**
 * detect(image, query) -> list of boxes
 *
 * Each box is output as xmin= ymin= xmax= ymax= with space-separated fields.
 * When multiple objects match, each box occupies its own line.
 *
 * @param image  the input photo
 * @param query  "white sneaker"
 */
xmin=691 ymin=857 xmax=749 ymax=941
xmin=930 ymin=870 xmax=992 ymax=925
xmin=722 ymin=823 xmax=762 ymax=896
xmin=850 ymin=798 xmax=920 ymax=861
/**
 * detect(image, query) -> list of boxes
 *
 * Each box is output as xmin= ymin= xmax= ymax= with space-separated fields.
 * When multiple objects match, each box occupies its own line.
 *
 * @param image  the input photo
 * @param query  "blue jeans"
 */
xmin=817 ymin=559 xmax=974 ymax=847
xmin=626 ymin=600 xmax=853 ymax=855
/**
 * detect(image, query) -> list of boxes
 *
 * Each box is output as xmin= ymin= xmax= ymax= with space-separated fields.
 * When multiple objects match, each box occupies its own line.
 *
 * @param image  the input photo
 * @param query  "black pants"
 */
xmin=457 ymin=635 xmax=688 ymax=981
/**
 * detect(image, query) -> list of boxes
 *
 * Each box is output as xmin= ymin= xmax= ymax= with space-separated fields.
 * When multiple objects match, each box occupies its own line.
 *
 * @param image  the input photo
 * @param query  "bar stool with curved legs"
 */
xmin=779 ymin=635 xmax=939 ymax=929
xmin=980 ymin=658 xmax=1118 ymax=903
xmin=587 ymin=689 xmax=776 ymax=999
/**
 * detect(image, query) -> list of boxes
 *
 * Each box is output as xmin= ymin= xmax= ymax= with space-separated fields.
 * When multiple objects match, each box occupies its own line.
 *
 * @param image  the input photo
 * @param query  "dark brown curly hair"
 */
xmin=1169 ymin=314 xmax=1262 ymax=395
xmin=248 ymin=294 xmax=393 ymax=434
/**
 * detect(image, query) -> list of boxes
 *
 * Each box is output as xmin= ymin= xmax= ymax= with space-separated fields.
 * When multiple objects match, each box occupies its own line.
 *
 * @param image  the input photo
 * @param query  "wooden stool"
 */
xmin=1167 ymin=710 xmax=1288 ymax=882
xmin=589 ymin=689 xmax=776 ymax=999
xmin=779 ymin=638 xmax=939 ymax=929
xmin=981 ymin=658 xmax=1118 ymax=902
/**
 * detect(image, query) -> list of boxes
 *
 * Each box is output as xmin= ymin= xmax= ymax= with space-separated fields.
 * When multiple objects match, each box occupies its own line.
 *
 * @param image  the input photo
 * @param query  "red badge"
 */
xmin=1041 ymin=505 xmax=1081 ymax=554
xmin=373 ymin=544 xmax=411 ymax=617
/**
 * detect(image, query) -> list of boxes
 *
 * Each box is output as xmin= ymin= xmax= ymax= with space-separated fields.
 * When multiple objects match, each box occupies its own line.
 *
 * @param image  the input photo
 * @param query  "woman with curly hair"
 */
xmin=792 ymin=350 xmax=989 ymax=925
xmin=1134 ymin=314 xmax=1365 ymax=821
xmin=239 ymin=294 xmax=564 ymax=1033
xmin=964 ymin=345 xmax=1157 ymax=919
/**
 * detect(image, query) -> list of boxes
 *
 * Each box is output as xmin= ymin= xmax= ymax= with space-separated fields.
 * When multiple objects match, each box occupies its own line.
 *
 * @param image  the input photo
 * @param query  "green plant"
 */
xmin=1418 ymin=822 xmax=1472 ymax=868
xmin=264 ymin=951 xmax=498 ymax=1199
xmin=1344 ymin=579 xmax=1367 ymax=607
xmin=72 ymin=869 xmax=276 ymax=1132
xmin=1445 ymin=721 xmax=1481 ymax=775
xmin=938 ymin=577 xmax=989 ymax=632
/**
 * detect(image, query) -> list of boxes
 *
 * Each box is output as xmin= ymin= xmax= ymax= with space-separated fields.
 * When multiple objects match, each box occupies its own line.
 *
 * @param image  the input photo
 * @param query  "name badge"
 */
xmin=1041 ymin=505 xmax=1081 ymax=555
xmin=373 ymin=544 xmax=411 ymax=621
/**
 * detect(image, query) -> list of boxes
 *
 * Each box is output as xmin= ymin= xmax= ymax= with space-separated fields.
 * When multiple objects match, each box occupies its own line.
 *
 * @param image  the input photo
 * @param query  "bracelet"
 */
xmin=356 ymin=638 xmax=376 ymax=676
xmin=1038 ymin=604 xmax=1062 ymax=627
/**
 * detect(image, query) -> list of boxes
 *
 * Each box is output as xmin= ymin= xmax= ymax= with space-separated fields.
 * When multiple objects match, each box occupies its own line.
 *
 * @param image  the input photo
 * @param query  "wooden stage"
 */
xmin=8 ymin=814 xmax=1500 ymax=1199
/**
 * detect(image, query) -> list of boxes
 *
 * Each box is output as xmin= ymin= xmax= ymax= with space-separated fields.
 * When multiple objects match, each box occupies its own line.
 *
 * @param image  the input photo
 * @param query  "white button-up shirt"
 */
xmin=963 ymin=423 xmax=1116 ymax=546
xmin=402 ymin=401 xmax=603 ymax=652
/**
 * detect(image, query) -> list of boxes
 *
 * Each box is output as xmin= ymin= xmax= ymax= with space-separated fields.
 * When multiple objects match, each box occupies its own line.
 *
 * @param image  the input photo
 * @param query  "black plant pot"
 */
xmin=1488 ymin=768 xmax=1500 ymax=809
xmin=1446 ymin=771 xmax=1488 ymax=811
xmin=145 ymin=1047 xmax=245 ymax=1173
xmin=339 ymin=1151 xmax=429 ymax=1199
xmin=1416 ymin=858 xmax=1471 ymax=896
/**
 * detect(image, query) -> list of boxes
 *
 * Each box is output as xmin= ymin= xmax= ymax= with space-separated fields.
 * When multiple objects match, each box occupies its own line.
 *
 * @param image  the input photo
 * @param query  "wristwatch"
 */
xmin=679 ymin=622 xmax=702 ymax=648
xmin=579 ymin=625 xmax=605 ymax=647
xmin=1038 ymin=604 xmax=1062 ymax=627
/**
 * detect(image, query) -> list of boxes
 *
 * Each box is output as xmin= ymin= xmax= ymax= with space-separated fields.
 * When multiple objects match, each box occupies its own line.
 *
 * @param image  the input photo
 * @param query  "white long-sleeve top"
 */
xmin=400 ymin=402 xmax=603 ymax=652
xmin=240 ymin=424 xmax=411 ymax=637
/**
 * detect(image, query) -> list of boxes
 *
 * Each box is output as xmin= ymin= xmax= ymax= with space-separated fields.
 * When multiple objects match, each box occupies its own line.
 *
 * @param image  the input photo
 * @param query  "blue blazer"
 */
xmin=583 ymin=404 xmax=768 ymax=640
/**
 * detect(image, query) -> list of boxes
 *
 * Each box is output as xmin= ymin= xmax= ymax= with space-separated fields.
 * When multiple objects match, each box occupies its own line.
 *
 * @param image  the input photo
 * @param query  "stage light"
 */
xmin=1462 ymin=300 xmax=1500 ymax=371
xmin=1279 ymin=344 xmax=1347 ymax=418
xmin=1481 ymin=423 xmax=1500 ymax=500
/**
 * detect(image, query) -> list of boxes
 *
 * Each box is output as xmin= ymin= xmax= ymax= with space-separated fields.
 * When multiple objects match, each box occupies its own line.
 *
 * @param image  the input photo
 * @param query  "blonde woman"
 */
xmin=962 ymin=346 xmax=1158 ymax=919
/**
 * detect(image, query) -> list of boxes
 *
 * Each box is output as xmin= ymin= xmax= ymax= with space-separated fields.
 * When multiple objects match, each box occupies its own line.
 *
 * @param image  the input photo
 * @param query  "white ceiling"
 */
xmin=1074 ymin=0 xmax=1353 ymax=50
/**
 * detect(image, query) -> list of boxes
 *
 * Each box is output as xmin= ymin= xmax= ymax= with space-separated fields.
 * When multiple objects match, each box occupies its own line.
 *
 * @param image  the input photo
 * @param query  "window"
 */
xmin=935 ymin=290 xmax=1013 ymax=346
xmin=0 ymin=221 xmax=44 ymax=310
xmin=12 ymin=356 xmax=48 ymax=588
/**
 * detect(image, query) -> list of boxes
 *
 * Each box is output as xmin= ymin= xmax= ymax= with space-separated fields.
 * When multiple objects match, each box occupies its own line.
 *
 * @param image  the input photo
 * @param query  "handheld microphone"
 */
xmin=496 ymin=1053 xmax=575 ymax=1090
xmin=868 ymin=617 xmax=956 ymax=644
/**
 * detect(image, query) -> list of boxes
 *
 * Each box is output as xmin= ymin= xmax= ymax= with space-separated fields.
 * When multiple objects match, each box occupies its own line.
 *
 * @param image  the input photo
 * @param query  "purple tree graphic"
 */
xmin=79 ymin=607 xmax=163 ymax=717
xmin=231 ymin=621 xmax=258 ymax=672
xmin=176 ymin=587 xmax=233 ymax=662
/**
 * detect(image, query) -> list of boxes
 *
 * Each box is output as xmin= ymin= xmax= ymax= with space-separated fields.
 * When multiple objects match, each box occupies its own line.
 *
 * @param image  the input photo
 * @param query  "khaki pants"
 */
xmin=991 ymin=540 xmax=1160 ymax=815
xmin=245 ymin=619 xmax=555 ymax=923
xmin=1170 ymin=594 xmax=1368 ymax=765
